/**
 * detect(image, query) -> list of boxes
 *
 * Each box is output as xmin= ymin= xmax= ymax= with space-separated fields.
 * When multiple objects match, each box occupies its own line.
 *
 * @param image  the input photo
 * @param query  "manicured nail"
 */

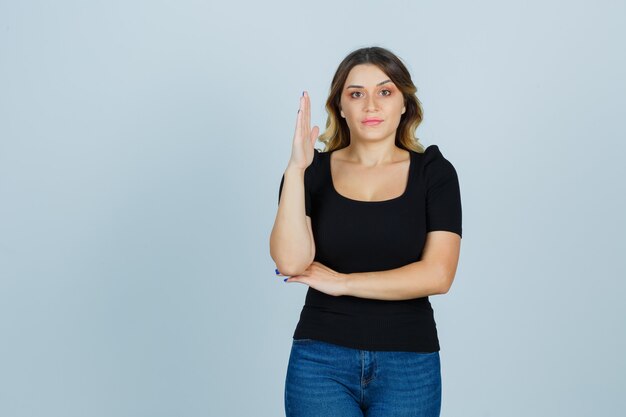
xmin=302 ymin=91 xmax=305 ymax=96
xmin=275 ymin=268 xmax=280 ymax=275
xmin=283 ymin=278 xmax=288 ymax=282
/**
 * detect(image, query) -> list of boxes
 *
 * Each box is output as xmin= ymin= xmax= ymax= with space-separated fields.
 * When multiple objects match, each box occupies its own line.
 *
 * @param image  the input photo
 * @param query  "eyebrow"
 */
xmin=346 ymin=79 xmax=392 ymax=89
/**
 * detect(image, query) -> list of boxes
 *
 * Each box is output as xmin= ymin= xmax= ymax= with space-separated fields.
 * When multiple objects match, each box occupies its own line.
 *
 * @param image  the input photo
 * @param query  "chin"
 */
xmin=360 ymin=128 xmax=392 ymax=137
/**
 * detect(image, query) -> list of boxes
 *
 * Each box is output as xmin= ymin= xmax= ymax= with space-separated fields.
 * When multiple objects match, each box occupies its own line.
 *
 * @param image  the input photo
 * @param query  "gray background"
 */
xmin=1 ymin=0 xmax=624 ymax=416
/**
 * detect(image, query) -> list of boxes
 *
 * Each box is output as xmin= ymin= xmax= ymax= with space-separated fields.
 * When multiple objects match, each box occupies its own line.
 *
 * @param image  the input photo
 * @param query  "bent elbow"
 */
xmin=439 ymin=271 xmax=456 ymax=294
xmin=275 ymin=261 xmax=310 ymax=277
xmin=273 ymin=253 xmax=314 ymax=277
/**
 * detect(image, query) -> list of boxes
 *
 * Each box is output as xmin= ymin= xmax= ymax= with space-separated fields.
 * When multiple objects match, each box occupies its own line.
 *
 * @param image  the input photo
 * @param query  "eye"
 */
xmin=350 ymin=91 xmax=363 ymax=98
xmin=380 ymin=89 xmax=392 ymax=96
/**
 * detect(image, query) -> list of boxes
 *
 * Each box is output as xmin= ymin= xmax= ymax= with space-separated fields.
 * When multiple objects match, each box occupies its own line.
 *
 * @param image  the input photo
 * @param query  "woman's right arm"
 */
xmin=269 ymin=91 xmax=319 ymax=276
xmin=269 ymin=166 xmax=315 ymax=276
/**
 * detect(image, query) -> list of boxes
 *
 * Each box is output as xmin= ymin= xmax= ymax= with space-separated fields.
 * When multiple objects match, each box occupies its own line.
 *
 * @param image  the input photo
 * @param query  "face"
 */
xmin=339 ymin=64 xmax=406 ymax=144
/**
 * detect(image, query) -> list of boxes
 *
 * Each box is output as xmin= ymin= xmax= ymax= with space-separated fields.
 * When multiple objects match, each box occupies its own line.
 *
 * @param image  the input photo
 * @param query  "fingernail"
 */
xmin=275 ymin=268 xmax=280 ymax=275
xmin=302 ymin=91 xmax=305 ymax=96
xmin=283 ymin=278 xmax=288 ymax=282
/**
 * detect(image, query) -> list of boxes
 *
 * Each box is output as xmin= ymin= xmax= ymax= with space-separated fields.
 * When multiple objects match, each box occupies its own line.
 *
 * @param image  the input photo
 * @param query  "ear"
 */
xmin=401 ymin=107 xmax=406 ymax=114
xmin=340 ymin=109 xmax=345 ymax=118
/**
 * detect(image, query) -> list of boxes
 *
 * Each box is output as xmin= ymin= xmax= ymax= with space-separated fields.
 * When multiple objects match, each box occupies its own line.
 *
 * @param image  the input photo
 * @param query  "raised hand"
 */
xmin=288 ymin=91 xmax=320 ymax=171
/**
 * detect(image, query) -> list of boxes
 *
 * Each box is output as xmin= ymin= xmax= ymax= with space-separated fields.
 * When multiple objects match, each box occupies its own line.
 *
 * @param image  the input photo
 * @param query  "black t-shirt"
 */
xmin=277 ymin=144 xmax=462 ymax=352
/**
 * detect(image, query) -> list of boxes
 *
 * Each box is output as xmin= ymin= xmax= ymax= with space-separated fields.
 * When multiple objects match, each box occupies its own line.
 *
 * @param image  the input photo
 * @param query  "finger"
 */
xmin=300 ymin=91 xmax=309 ymax=140
xmin=310 ymin=125 xmax=319 ymax=146
xmin=299 ymin=91 xmax=306 ymax=135
xmin=311 ymin=261 xmax=332 ymax=273
xmin=304 ymin=91 xmax=311 ymax=135
xmin=294 ymin=95 xmax=304 ymax=143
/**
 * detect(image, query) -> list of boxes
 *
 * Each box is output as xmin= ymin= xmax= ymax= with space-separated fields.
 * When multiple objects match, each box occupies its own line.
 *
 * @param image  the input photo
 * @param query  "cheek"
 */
xmin=391 ymin=102 xmax=405 ymax=118
xmin=391 ymin=97 xmax=404 ymax=110
xmin=341 ymin=106 xmax=356 ymax=120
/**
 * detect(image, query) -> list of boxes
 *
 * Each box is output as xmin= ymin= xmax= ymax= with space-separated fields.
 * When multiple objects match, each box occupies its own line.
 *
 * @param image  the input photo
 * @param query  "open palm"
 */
xmin=289 ymin=91 xmax=320 ymax=170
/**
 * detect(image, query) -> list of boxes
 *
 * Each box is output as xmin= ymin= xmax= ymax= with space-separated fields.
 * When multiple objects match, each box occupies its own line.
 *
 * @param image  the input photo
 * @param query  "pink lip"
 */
xmin=362 ymin=119 xmax=383 ymax=126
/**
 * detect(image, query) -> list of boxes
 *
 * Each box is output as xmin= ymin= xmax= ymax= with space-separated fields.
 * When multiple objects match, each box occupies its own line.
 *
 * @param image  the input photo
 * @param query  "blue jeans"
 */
xmin=285 ymin=338 xmax=441 ymax=417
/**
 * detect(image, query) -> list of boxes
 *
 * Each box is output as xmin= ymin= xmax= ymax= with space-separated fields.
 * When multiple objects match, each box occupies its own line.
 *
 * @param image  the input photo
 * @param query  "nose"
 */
xmin=364 ymin=94 xmax=379 ymax=112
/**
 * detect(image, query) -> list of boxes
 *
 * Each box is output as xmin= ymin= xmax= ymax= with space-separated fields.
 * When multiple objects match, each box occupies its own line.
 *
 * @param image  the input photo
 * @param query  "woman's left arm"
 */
xmin=283 ymin=231 xmax=461 ymax=300
xmin=343 ymin=231 xmax=461 ymax=300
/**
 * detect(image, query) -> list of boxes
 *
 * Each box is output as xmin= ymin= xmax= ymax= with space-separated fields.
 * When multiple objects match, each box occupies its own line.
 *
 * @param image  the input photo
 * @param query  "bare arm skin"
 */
xmin=284 ymin=231 xmax=461 ymax=300
xmin=269 ymin=91 xmax=320 ymax=276
xmin=270 ymin=168 xmax=315 ymax=276
xmin=342 ymin=231 xmax=461 ymax=300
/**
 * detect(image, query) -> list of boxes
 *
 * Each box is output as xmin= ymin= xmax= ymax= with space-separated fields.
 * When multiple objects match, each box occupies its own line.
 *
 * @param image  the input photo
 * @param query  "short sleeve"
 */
xmin=277 ymin=149 xmax=319 ymax=217
xmin=423 ymin=145 xmax=462 ymax=238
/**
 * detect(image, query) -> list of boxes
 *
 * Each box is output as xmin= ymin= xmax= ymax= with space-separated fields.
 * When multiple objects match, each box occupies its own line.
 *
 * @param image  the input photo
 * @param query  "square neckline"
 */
xmin=327 ymin=149 xmax=414 ymax=204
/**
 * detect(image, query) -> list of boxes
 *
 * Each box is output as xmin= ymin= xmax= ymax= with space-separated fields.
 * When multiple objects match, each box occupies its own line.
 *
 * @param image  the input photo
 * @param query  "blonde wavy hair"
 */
xmin=318 ymin=46 xmax=426 ymax=154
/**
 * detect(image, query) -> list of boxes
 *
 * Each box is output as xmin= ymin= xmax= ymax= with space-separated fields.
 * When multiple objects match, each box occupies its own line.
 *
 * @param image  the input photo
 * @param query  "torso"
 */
xmin=329 ymin=148 xmax=411 ymax=203
xmin=290 ymin=144 xmax=455 ymax=351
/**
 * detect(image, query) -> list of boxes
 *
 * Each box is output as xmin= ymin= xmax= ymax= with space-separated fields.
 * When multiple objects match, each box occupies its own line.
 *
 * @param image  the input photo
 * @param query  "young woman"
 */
xmin=269 ymin=46 xmax=462 ymax=417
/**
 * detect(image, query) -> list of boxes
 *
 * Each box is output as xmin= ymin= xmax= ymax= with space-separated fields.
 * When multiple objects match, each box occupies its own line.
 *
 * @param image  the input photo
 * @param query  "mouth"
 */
xmin=362 ymin=118 xmax=383 ymax=126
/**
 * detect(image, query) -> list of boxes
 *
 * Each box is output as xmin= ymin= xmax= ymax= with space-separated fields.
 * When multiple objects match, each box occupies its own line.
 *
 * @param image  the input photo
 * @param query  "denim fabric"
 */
xmin=285 ymin=338 xmax=441 ymax=417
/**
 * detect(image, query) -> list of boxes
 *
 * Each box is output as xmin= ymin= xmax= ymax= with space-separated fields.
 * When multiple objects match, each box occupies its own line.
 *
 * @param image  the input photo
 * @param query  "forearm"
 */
xmin=269 ymin=166 xmax=314 ymax=275
xmin=343 ymin=260 xmax=447 ymax=301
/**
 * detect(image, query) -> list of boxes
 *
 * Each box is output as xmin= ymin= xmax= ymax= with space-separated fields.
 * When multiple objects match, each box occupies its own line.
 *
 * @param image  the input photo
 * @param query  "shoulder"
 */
xmin=420 ymin=144 xmax=443 ymax=163
xmin=418 ymin=144 xmax=459 ymax=181
xmin=420 ymin=144 xmax=455 ymax=166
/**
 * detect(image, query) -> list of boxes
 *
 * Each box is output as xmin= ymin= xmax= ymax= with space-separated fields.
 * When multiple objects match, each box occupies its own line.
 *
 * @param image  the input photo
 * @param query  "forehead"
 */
xmin=344 ymin=64 xmax=391 ymax=86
